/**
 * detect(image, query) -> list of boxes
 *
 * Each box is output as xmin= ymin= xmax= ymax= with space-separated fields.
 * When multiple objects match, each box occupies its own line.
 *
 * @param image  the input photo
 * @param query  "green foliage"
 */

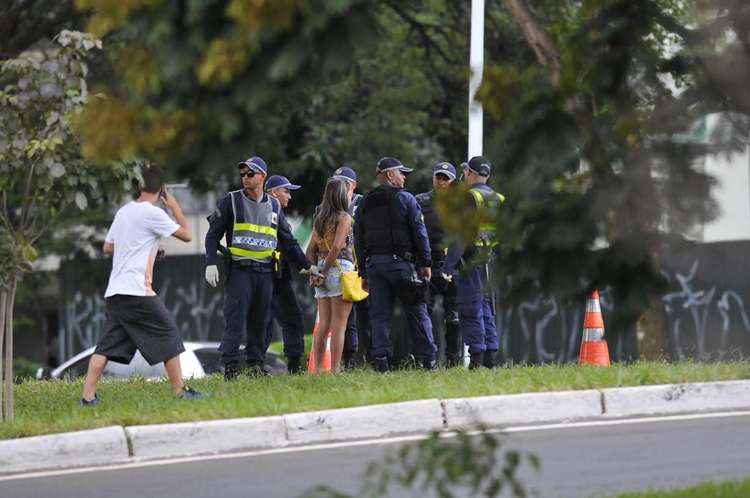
xmin=3 ymin=360 xmax=749 ymax=439
xmin=309 ymin=427 xmax=539 ymax=498
xmin=13 ymin=357 xmax=43 ymax=382
xmin=0 ymin=30 xmax=140 ymax=280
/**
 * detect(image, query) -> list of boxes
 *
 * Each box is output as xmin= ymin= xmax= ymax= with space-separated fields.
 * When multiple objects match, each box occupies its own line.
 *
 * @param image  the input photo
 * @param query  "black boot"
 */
xmin=224 ymin=362 xmax=241 ymax=381
xmin=483 ymin=350 xmax=498 ymax=369
xmin=246 ymin=361 xmax=271 ymax=377
xmin=373 ymin=355 xmax=390 ymax=373
xmin=287 ymin=356 xmax=302 ymax=374
xmin=468 ymin=352 xmax=484 ymax=370
xmin=422 ymin=357 xmax=438 ymax=372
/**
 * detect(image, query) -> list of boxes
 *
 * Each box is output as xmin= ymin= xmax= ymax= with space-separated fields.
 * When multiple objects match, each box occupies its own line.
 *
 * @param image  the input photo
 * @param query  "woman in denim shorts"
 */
xmin=306 ymin=178 xmax=355 ymax=373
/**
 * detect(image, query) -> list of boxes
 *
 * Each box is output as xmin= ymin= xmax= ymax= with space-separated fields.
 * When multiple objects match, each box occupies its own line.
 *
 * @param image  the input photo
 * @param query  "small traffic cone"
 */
xmin=579 ymin=290 xmax=611 ymax=366
xmin=307 ymin=312 xmax=332 ymax=373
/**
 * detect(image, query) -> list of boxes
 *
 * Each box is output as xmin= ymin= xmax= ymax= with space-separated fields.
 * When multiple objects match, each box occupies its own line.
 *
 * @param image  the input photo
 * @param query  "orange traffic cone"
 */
xmin=307 ymin=312 xmax=332 ymax=373
xmin=579 ymin=290 xmax=611 ymax=366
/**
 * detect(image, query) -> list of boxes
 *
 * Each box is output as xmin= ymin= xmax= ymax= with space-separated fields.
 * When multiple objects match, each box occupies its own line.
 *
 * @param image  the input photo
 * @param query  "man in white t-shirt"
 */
xmin=80 ymin=166 xmax=203 ymax=405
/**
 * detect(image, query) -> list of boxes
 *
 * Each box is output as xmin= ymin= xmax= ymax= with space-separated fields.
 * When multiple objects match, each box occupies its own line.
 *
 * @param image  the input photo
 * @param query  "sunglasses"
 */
xmin=239 ymin=171 xmax=258 ymax=178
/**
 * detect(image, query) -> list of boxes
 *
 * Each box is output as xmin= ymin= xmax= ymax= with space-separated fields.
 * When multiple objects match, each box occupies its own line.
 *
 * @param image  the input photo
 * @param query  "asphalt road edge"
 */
xmin=2 ymin=379 xmax=749 ymax=476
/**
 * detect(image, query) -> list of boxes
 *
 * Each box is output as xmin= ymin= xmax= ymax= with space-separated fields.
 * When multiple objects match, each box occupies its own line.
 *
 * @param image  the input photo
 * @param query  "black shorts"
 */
xmin=95 ymin=295 xmax=185 ymax=366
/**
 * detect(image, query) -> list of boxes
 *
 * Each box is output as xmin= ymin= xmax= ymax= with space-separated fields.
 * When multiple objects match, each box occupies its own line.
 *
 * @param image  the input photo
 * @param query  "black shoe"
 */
xmin=373 ymin=356 xmax=390 ymax=373
xmin=445 ymin=353 xmax=463 ymax=368
xmin=468 ymin=352 xmax=484 ymax=370
xmin=224 ymin=362 xmax=241 ymax=381
xmin=246 ymin=362 xmax=271 ymax=377
xmin=178 ymin=386 xmax=204 ymax=400
xmin=287 ymin=356 xmax=302 ymax=375
xmin=483 ymin=350 xmax=498 ymax=369
xmin=79 ymin=394 xmax=101 ymax=406
xmin=422 ymin=358 xmax=438 ymax=372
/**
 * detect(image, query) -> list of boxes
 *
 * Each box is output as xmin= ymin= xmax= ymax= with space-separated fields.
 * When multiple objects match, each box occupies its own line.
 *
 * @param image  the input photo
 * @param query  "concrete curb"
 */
xmin=0 ymin=426 xmax=129 ymax=474
xmin=2 ymin=380 xmax=750 ymax=476
xmin=126 ymin=415 xmax=288 ymax=460
xmin=602 ymin=379 xmax=750 ymax=417
xmin=443 ymin=389 xmax=602 ymax=429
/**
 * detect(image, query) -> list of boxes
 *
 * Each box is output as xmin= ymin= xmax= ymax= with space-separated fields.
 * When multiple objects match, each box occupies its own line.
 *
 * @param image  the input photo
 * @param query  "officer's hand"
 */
xmin=420 ymin=267 xmax=432 ymax=281
xmin=361 ymin=278 xmax=369 ymax=292
xmin=205 ymin=265 xmax=219 ymax=287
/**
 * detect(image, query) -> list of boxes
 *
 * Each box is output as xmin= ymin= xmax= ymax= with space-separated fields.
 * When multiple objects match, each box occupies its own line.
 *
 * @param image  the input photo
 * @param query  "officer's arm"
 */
xmin=404 ymin=192 xmax=431 ymax=269
xmin=353 ymin=199 xmax=367 ymax=278
xmin=277 ymin=209 xmax=311 ymax=270
xmin=205 ymin=196 xmax=231 ymax=266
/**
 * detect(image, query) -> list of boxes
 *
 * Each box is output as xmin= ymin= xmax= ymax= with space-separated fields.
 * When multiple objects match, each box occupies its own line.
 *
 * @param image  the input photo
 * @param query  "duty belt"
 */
xmin=232 ymin=259 xmax=274 ymax=269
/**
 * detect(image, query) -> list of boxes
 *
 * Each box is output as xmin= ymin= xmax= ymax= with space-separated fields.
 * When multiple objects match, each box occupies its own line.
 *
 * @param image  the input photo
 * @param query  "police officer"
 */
xmin=205 ymin=156 xmax=312 ymax=379
xmin=331 ymin=166 xmax=371 ymax=367
xmin=446 ymin=156 xmax=505 ymax=369
xmin=415 ymin=162 xmax=463 ymax=367
xmin=353 ymin=157 xmax=437 ymax=372
xmin=264 ymin=174 xmax=306 ymax=374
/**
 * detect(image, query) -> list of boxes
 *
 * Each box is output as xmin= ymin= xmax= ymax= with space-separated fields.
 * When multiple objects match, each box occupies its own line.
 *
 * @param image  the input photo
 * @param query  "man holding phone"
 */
xmin=80 ymin=164 xmax=202 ymax=405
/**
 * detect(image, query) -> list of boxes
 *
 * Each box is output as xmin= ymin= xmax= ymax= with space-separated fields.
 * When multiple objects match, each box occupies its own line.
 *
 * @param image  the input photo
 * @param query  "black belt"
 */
xmin=367 ymin=251 xmax=414 ymax=262
xmin=232 ymin=259 xmax=274 ymax=269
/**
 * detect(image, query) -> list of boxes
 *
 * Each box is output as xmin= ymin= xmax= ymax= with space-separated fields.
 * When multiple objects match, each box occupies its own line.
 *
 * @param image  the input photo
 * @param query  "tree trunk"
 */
xmin=3 ymin=277 xmax=17 ymax=421
xmin=0 ymin=286 xmax=6 ymax=420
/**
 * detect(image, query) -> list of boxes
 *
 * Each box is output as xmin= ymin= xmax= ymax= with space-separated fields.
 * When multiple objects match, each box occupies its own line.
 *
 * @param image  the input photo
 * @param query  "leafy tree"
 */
xmin=441 ymin=0 xmax=748 ymax=359
xmin=0 ymin=1 xmax=83 ymax=58
xmin=0 ymin=31 xmax=138 ymax=420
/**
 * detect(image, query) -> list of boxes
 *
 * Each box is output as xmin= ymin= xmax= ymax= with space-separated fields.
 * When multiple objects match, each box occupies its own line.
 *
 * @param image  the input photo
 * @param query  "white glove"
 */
xmin=205 ymin=265 xmax=219 ymax=287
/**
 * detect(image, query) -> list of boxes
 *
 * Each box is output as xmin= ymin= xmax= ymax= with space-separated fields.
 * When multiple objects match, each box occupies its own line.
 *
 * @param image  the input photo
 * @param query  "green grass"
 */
xmin=2 ymin=360 xmax=749 ymax=440
xmin=612 ymin=477 xmax=750 ymax=497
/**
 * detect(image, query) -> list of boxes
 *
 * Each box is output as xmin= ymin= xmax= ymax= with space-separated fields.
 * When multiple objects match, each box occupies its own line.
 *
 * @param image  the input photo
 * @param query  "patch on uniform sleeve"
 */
xmin=271 ymin=212 xmax=278 ymax=225
xmin=207 ymin=207 xmax=222 ymax=223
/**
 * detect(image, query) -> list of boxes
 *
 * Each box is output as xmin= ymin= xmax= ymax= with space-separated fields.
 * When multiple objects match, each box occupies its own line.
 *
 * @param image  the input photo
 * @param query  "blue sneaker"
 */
xmin=178 ymin=386 xmax=204 ymax=400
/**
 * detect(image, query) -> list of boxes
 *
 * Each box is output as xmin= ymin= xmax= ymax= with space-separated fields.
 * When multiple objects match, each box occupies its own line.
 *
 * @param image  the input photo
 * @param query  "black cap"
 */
xmin=376 ymin=157 xmax=414 ymax=174
xmin=464 ymin=156 xmax=491 ymax=177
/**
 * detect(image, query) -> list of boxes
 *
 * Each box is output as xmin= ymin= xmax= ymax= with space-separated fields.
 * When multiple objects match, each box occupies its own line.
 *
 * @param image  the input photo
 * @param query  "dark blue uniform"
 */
xmin=415 ymin=190 xmax=463 ymax=367
xmin=354 ymin=184 xmax=437 ymax=369
xmin=264 ymin=214 xmax=306 ymax=366
xmin=446 ymin=183 xmax=502 ymax=366
xmin=205 ymin=191 xmax=309 ymax=370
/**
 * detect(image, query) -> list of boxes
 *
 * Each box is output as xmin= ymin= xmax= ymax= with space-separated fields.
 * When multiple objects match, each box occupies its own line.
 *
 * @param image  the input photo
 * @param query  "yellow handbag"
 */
xmin=324 ymin=238 xmax=369 ymax=302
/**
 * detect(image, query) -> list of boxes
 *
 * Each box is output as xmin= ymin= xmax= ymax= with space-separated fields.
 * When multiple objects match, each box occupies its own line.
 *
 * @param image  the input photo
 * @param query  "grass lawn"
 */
xmin=612 ymin=477 xmax=750 ymax=497
xmin=2 ymin=360 xmax=749 ymax=440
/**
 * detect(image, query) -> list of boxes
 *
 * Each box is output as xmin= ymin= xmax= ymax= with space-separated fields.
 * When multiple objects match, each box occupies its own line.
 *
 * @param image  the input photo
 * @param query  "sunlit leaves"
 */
xmin=75 ymin=0 xmax=163 ymax=37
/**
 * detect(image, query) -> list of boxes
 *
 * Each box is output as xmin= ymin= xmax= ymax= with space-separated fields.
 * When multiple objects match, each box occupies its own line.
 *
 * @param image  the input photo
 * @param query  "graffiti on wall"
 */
xmin=58 ymin=242 xmax=750 ymax=362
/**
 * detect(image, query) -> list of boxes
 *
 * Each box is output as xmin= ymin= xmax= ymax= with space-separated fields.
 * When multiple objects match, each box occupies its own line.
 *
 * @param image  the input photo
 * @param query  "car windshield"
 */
xmin=192 ymin=348 xmax=223 ymax=375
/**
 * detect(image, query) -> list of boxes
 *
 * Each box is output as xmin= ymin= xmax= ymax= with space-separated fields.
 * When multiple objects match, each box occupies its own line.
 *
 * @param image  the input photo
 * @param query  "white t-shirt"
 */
xmin=104 ymin=201 xmax=180 ymax=298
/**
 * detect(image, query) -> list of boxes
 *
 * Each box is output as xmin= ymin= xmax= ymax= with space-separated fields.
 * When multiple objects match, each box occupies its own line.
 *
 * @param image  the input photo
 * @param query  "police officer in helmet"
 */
xmin=353 ymin=157 xmax=437 ymax=372
xmin=446 ymin=156 xmax=505 ymax=369
xmin=415 ymin=162 xmax=463 ymax=367
xmin=264 ymin=174 xmax=306 ymax=374
xmin=204 ymin=157 xmax=312 ymax=379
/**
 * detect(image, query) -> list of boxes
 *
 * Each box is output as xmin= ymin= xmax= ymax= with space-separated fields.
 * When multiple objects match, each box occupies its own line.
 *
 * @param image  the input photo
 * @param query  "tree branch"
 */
xmin=503 ymin=0 xmax=564 ymax=86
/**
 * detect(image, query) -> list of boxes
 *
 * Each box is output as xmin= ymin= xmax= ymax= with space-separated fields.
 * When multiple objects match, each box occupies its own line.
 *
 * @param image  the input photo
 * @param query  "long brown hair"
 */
xmin=314 ymin=178 xmax=350 ymax=239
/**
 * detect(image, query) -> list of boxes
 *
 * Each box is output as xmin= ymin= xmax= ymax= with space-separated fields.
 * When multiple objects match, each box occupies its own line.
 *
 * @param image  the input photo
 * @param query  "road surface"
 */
xmin=2 ymin=411 xmax=749 ymax=498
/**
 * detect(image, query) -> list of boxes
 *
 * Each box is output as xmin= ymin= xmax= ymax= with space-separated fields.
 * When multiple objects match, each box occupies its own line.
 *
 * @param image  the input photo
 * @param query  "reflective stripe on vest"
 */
xmin=469 ymin=188 xmax=505 ymax=248
xmin=228 ymin=191 xmax=278 ymax=262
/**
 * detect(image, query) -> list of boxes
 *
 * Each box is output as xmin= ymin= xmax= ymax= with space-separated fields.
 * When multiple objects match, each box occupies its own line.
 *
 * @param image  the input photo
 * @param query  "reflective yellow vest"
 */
xmin=228 ymin=190 xmax=280 ymax=263
xmin=469 ymin=187 xmax=505 ymax=249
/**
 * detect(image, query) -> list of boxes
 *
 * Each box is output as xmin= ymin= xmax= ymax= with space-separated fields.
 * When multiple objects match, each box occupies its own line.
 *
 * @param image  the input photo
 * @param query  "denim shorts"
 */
xmin=314 ymin=259 xmax=355 ymax=299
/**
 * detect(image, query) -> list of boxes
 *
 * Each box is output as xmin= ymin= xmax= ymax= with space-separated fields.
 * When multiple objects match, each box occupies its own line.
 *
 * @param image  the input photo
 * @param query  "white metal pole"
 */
xmin=468 ymin=0 xmax=485 ymax=159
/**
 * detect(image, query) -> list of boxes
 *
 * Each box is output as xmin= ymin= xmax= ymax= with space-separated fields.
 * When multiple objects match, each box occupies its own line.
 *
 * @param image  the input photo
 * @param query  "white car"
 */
xmin=36 ymin=342 xmax=261 ymax=380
